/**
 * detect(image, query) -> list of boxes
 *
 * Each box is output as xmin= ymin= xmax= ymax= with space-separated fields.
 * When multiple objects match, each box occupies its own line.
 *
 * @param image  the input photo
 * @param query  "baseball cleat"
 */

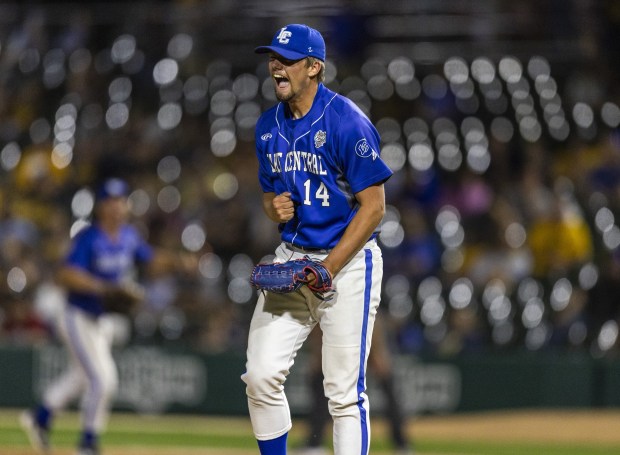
xmin=19 ymin=410 xmax=50 ymax=454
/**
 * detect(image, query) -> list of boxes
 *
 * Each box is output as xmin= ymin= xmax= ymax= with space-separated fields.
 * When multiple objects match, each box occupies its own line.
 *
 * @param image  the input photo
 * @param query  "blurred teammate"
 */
xmin=20 ymin=177 xmax=196 ymax=455
xmin=242 ymin=24 xmax=393 ymax=455
xmin=297 ymin=312 xmax=414 ymax=455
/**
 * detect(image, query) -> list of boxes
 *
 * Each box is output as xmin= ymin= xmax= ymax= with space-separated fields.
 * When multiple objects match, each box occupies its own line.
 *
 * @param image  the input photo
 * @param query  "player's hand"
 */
xmin=305 ymin=263 xmax=333 ymax=288
xmin=272 ymin=192 xmax=295 ymax=222
xmin=101 ymin=281 xmax=145 ymax=314
xmin=305 ymin=271 xmax=319 ymax=288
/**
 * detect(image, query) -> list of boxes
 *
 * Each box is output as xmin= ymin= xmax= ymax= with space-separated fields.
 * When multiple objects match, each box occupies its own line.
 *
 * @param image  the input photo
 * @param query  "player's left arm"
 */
xmin=320 ymin=182 xmax=386 ymax=278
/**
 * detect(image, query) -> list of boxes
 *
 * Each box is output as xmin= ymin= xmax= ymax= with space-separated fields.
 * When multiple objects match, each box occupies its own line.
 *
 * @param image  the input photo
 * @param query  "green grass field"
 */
xmin=2 ymin=408 xmax=620 ymax=454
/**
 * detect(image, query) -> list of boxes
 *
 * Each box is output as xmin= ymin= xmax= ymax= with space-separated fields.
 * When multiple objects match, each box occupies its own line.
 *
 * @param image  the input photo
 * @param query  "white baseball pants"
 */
xmin=242 ymin=240 xmax=383 ymax=455
xmin=43 ymin=305 xmax=118 ymax=433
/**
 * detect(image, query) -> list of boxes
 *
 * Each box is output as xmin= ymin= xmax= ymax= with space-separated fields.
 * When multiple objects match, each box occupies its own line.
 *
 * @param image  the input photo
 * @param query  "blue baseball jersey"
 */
xmin=255 ymin=83 xmax=393 ymax=249
xmin=65 ymin=223 xmax=154 ymax=317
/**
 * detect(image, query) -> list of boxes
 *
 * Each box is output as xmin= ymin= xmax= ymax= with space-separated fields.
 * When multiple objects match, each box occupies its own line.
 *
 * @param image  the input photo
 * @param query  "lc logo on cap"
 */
xmin=255 ymin=23 xmax=326 ymax=62
xmin=276 ymin=28 xmax=292 ymax=44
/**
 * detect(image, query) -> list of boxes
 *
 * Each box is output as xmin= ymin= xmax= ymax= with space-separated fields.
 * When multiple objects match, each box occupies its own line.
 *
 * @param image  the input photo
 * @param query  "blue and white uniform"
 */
xmin=66 ymin=224 xmax=153 ymax=316
xmin=255 ymin=83 xmax=392 ymax=250
xmin=44 ymin=224 xmax=153 ymax=434
xmin=36 ymin=214 xmax=152 ymax=450
xmin=243 ymin=82 xmax=392 ymax=455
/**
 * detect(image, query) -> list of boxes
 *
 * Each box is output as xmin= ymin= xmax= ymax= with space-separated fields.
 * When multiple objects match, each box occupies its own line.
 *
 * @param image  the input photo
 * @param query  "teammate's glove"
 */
xmin=250 ymin=258 xmax=333 ymax=294
xmin=101 ymin=281 xmax=145 ymax=314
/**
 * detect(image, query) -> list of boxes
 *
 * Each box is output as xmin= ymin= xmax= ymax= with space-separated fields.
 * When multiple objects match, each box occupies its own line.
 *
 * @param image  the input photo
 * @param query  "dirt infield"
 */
xmin=410 ymin=409 xmax=620 ymax=445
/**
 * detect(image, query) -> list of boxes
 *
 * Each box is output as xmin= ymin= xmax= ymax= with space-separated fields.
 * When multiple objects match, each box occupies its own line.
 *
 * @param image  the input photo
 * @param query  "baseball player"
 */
xmin=242 ymin=24 xmax=393 ymax=455
xmin=20 ymin=177 xmax=196 ymax=455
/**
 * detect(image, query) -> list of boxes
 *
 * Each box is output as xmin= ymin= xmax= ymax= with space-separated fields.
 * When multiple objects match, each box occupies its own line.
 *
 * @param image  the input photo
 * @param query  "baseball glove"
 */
xmin=250 ymin=258 xmax=333 ymax=294
xmin=101 ymin=281 xmax=145 ymax=314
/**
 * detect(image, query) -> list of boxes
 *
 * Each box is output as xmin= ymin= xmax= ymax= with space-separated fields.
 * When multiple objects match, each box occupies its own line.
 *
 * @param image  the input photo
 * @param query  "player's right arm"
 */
xmin=262 ymin=191 xmax=295 ymax=223
xmin=56 ymin=265 xmax=108 ymax=296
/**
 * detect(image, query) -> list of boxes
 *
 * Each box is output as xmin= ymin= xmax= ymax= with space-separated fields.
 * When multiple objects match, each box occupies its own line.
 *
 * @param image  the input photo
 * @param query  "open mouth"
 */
xmin=273 ymin=74 xmax=290 ymax=88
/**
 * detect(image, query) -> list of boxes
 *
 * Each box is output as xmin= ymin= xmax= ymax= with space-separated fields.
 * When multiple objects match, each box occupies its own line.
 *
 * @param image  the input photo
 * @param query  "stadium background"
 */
xmin=1 ymin=0 xmax=620 ymax=452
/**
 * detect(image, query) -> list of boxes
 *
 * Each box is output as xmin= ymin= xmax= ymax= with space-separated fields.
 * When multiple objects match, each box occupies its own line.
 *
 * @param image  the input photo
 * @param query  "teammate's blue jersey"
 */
xmin=255 ymin=83 xmax=393 ymax=249
xmin=65 ymin=223 xmax=154 ymax=317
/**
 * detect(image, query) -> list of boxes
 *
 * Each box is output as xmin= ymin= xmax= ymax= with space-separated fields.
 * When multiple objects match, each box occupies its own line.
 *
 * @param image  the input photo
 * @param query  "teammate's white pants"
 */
xmin=242 ymin=241 xmax=382 ymax=455
xmin=44 ymin=305 xmax=118 ymax=433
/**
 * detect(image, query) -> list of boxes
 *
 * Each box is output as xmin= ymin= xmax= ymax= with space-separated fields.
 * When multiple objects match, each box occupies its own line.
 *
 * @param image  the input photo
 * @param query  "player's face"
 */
xmin=268 ymin=53 xmax=314 ymax=103
xmin=97 ymin=196 xmax=129 ymax=227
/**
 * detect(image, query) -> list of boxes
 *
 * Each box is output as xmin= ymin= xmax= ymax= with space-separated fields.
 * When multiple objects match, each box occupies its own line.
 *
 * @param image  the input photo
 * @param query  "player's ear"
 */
xmin=307 ymin=58 xmax=320 ymax=78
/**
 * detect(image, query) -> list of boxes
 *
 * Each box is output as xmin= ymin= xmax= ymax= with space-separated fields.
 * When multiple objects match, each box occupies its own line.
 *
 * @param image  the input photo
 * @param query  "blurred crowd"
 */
xmin=1 ymin=1 xmax=620 ymax=358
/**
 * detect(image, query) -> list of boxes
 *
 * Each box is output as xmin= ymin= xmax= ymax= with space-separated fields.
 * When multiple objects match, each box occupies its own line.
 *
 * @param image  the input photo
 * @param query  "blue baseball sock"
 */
xmin=34 ymin=405 xmax=51 ymax=429
xmin=79 ymin=429 xmax=98 ymax=449
xmin=257 ymin=432 xmax=288 ymax=454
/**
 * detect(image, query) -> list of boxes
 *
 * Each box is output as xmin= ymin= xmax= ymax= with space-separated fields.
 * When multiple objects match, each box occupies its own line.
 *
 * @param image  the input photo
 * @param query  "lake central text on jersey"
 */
xmin=267 ymin=151 xmax=328 ymax=175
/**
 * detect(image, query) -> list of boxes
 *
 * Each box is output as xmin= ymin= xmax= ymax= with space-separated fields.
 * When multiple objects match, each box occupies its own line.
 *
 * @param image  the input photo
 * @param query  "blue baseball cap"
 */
xmin=96 ymin=178 xmax=130 ymax=201
xmin=255 ymin=24 xmax=326 ymax=61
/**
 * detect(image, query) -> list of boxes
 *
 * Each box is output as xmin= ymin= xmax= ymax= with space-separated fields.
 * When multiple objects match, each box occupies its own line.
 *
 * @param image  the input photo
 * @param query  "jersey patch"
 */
xmin=314 ymin=130 xmax=326 ymax=148
xmin=261 ymin=133 xmax=273 ymax=141
xmin=355 ymin=138 xmax=378 ymax=160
